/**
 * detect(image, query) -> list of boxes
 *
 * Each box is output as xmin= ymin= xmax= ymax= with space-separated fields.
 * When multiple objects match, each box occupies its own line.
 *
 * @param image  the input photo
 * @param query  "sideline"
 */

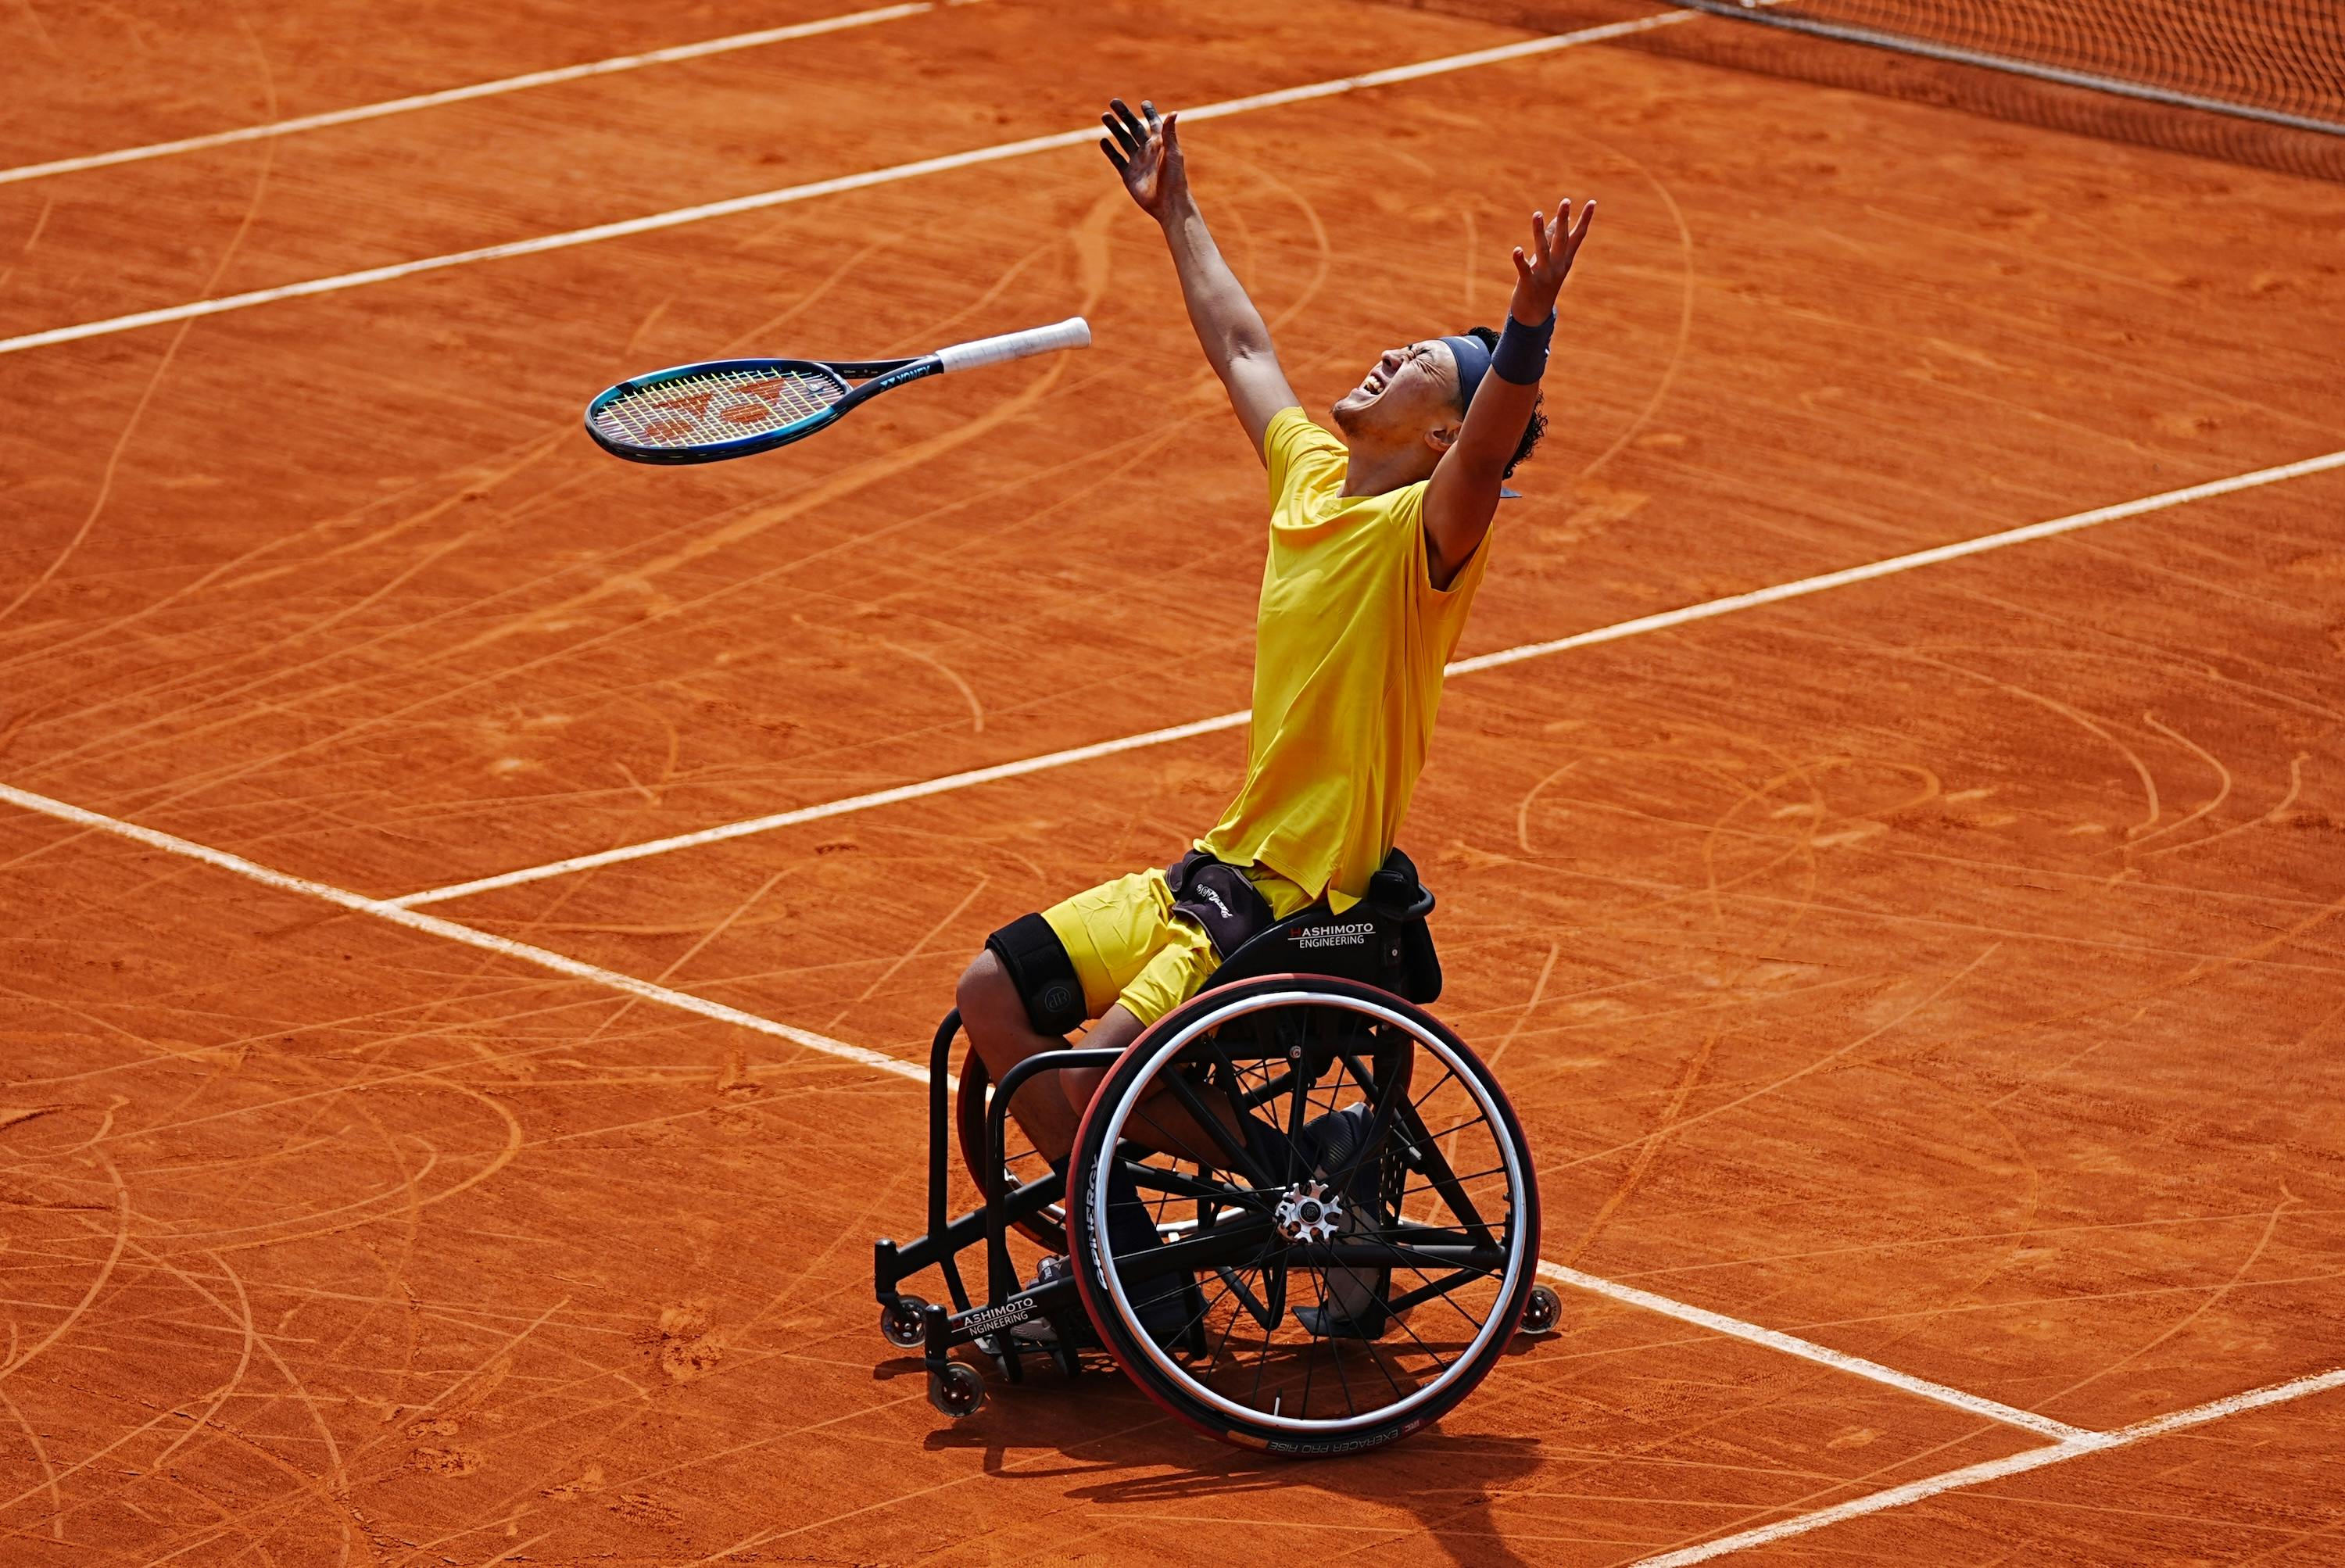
xmin=1538 ymin=1260 xmax=2085 ymax=1441
xmin=0 ymin=772 xmax=2081 ymax=1439
xmin=0 ymin=3 xmax=969 ymax=188
xmin=0 ymin=13 xmax=1697 ymax=357
xmin=1631 ymin=1367 xmax=2345 ymax=1564
xmin=0 ymin=779 xmax=913 ymax=1082
xmin=386 ymin=446 xmax=2345 ymax=908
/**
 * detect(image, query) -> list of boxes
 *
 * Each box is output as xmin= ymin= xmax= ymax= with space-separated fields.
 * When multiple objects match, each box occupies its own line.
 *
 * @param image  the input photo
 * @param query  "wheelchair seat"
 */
xmin=1201 ymin=847 xmax=1442 ymax=1003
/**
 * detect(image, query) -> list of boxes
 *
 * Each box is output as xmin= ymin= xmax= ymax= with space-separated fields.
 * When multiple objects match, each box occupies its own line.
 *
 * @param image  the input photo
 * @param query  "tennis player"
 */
xmin=958 ymin=98 xmax=1591 ymax=1334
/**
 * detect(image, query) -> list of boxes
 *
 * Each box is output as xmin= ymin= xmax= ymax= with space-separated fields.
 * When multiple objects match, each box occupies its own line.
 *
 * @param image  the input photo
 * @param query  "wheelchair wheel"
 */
xmin=954 ymin=1045 xmax=1069 ymax=1254
xmin=1065 ymin=976 xmax=1539 ymax=1457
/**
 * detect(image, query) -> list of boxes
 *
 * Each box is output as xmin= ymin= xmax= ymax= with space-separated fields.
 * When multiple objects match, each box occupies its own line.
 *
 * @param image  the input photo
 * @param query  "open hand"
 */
xmin=1510 ymin=196 xmax=1595 ymax=322
xmin=1100 ymin=98 xmax=1187 ymax=223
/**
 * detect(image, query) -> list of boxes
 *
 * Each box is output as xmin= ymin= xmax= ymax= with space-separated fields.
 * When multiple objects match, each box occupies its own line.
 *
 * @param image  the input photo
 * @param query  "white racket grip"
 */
xmin=934 ymin=316 xmax=1091 ymax=374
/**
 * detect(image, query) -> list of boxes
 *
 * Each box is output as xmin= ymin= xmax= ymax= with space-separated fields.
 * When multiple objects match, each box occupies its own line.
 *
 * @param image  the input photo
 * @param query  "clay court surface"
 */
xmin=4 ymin=0 xmax=2345 ymax=1560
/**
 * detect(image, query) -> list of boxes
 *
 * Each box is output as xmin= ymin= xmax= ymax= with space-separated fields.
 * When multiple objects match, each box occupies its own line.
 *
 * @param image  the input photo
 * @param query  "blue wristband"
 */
xmin=1492 ymin=310 xmax=1555 ymax=385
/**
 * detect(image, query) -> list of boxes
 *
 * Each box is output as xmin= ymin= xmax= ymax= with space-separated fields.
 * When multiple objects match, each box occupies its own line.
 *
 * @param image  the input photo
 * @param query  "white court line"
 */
xmin=1633 ymin=1366 xmax=2345 ymax=1565
xmin=392 ymin=711 xmax=1251 ymax=905
xmin=0 ymin=779 xmax=919 ymax=1085
xmin=0 ymin=2 xmax=956 ymax=189
xmin=390 ymin=445 xmax=2345 ymax=908
xmin=1535 ymin=1261 xmax=2085 ymax=1440
xmin=0 ymin=13 xmax=1698 ymax=359
xmin=0 ymin=773 xmax=2072 ymax=1437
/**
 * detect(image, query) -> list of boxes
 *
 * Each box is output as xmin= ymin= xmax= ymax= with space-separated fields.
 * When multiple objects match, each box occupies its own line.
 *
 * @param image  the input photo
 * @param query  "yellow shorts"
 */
xmin=1040 ymin=862 xmax=1317 ymax=1026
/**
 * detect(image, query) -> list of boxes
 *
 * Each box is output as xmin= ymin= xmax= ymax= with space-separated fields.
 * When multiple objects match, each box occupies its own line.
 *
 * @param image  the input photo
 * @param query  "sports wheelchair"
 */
xmin=872 ymin=852 xmax=1559 ymax=1457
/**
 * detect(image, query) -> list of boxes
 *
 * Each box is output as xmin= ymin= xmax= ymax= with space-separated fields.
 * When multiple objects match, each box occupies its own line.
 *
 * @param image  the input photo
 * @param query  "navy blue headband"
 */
xmin=1440 ymin=333 xmax=1491 ymax=412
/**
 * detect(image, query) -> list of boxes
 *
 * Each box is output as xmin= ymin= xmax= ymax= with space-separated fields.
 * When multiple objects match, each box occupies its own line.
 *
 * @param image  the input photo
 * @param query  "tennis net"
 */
xmin=1377 ymin=0 xmax=2345 ymax=177
xmin=1670 ymin=0 xmax=2345 ymax=137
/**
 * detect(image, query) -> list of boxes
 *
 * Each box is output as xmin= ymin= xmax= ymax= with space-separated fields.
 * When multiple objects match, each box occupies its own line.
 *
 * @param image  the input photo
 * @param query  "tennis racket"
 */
xmin=584 ymin=316 xmax=1091 ymax=465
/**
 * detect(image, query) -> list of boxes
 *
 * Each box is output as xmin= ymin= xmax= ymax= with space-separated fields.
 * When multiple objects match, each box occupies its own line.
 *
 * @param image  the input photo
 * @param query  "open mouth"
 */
xmin=1359 ymin=368 xmax=1388 ymax=396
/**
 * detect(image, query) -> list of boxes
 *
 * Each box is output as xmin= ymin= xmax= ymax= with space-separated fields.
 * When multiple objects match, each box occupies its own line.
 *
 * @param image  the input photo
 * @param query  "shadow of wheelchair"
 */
xmin=910 ymin=1360 xmax=1550 ymax=1567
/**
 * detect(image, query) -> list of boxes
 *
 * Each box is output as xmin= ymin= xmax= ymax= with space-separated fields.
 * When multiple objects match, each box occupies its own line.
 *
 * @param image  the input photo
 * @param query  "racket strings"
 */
xmin=593 ymin=367 xmax=846 ymax=450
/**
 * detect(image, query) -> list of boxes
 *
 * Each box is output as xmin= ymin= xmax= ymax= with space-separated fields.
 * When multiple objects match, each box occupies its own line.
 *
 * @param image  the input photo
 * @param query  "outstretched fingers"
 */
xmin=1102 ymin=97 xmax=1177 ymax=181
xmin=1566 ymin=197 xmax=1597 ymax=258
xmin=1103 ymin=101 xmax=1144 ymax=158
xmin=1110 ymin=97 xmax=1151 ymax=148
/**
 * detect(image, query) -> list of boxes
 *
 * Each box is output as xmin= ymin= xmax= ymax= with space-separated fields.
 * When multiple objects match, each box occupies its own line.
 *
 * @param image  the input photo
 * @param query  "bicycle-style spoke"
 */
xmin=1065 ymin=979 xmax=1534 ymax=1448
xmin=1309 ymin=1263 xmax=1362 ymax=1419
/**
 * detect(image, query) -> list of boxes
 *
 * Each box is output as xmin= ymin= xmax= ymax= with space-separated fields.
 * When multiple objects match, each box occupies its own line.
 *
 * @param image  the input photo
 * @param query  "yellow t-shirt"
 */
xmin=1200 ymin=406 xmax=1491 ymax=913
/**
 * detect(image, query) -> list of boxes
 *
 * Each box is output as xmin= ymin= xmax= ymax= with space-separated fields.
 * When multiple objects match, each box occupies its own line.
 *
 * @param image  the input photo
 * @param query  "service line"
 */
xmin=1632 ymin=1367 xmax=2345 ymax=1565
xmin=0 ymin=13 xmax=1699 ymax=358
xmin=0 ymin=2 xmax=967 ymax=188
xmin=388 ymin=445 xmax=2345 ymax=908
xmin=0 ymin=774 xmax=2076 ymax=1440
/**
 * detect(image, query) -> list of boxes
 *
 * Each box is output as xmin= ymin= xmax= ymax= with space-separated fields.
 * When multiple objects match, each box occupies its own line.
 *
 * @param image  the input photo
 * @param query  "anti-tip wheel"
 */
xmin=1517 ymin=1283 xmax=1562 ymax=1337
xmin=928 ymin=1362 xmax=986 ymax=1418
xmin=879 ymin=1295 xmax=929 ymax=1350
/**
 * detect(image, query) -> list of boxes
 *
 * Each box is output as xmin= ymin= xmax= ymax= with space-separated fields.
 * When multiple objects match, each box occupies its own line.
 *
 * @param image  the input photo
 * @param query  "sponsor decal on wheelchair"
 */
xmin=963 ymin=1298 xmax=1038 ymax=1336
xmin=1261 ymin=1419 xmax=1423 ymax=1455
xmin=1291 ymin=920 xmax=1376 ymax=950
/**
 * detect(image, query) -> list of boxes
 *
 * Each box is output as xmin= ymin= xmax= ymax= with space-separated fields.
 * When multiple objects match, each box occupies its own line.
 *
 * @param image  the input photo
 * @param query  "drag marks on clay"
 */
xmin=1631 ymin=1368 xmax=2345 ymax=1566
xmin=0 ymin=4 xmax=971 ymax=189
xmin=0 ymin=857 xmax=967 ymax=1560
xmin=0 ymin=42 xmax=281 ymax=640
xmin=0 ymin=219 xmax=1140 ymax=893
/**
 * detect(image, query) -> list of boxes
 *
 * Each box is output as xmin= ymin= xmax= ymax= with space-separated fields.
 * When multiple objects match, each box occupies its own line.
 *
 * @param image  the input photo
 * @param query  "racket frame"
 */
xmin=584 ymin=354 xmax=935 ymax=466
xmin=585 ymin=315 xmax=1092 ymax=466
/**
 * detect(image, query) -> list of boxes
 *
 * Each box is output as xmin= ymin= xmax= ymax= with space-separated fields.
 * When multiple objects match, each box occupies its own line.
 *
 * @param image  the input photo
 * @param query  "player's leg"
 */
xmin=957 ymin=937 xmax=1248 ymax=1167
xmin=954 ymin=948 xmax=1090 ymax=1163
xmin=961 ymin=861 xmax=1320 ymax=1167
xmin=958 ymin=869 xmax=1168 ymax=1163
xmin=1055 ymin=925 xmax=1260 ymax=1169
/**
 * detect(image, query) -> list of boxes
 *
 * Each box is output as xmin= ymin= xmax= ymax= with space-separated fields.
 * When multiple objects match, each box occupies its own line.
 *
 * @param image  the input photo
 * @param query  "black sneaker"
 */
xmin=1287 ymin=1104 xmax=1392 ymax=1341
xmin=1008 ymin=1255 xmax=1097 ymax=1350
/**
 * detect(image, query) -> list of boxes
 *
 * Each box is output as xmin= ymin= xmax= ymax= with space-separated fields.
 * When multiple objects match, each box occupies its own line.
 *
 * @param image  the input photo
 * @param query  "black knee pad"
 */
xmin=984 ymin=913 xmax=1087 ymax=1036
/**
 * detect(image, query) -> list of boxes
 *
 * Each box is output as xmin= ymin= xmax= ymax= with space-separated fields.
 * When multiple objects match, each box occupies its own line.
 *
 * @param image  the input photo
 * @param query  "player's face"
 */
xmin=1330 ymin=339 xmax=1460 ymax=442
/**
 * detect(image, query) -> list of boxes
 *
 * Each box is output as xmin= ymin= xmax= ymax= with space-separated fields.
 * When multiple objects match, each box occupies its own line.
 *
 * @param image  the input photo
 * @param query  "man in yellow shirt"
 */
xmin=955 ymin=98 xmax=1591 ymax=1324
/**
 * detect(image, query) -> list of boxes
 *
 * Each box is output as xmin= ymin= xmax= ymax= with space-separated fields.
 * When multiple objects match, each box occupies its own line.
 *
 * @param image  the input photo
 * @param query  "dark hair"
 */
xmin=1459 ymin=324 xmax=1545 ymax=480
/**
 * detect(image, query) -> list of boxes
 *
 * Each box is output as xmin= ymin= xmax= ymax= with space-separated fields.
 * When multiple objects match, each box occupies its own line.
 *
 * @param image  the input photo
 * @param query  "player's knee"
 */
xmin=957 ymin=950 xmax=1018 ymax=1029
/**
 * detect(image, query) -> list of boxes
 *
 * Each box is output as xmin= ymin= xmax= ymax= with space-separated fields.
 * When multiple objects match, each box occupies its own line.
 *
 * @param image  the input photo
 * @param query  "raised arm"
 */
xmin=1423 ymin=196 xmax=1596 ymax=586
xmin=1101 ymin=98 xmax=1298 ymax=460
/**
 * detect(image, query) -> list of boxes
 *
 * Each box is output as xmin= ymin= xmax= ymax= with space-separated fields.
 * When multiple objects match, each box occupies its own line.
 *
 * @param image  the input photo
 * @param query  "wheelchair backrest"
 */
xmin=1201 ymin=850 xmax=1443 ymax=1004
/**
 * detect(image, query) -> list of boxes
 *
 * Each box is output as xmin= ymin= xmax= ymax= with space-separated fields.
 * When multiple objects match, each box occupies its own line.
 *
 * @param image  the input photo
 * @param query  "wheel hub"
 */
xmin=1274 ymin=1180 xmax=1344 ymax=1245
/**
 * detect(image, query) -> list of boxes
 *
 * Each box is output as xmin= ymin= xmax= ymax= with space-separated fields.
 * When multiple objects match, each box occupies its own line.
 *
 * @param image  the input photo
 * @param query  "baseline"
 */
xmin=0 ymin=2 xmax=968 ymax=188
xmin=0 ymin=775 xmax=2074 ymax=1439
xmin=1631 ymin=1367 xmax=2345 ymax=1565
xmin=0 ymin=13 xmax=1698 ymax=358
xmin=388 ymin=446 xmax=2345 ymax=908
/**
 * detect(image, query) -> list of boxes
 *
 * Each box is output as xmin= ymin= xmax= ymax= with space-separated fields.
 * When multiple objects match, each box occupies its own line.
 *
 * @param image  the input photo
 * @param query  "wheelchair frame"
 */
xmin=871 ymin=860 xmax=1561 ymax=1429
xmin=871 ymin=1016 xmax=1117 ymax=1403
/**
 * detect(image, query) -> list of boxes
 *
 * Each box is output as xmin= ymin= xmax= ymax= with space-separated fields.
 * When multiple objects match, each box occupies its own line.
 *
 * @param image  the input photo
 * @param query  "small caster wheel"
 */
xmin=1517 ymin=1283 xmax=1562 ymax=1337
xmin=928 ymin=1362 xmax=986 ymax=1418
xmin=879 ymin=1295 xmax=929 ymax=1349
